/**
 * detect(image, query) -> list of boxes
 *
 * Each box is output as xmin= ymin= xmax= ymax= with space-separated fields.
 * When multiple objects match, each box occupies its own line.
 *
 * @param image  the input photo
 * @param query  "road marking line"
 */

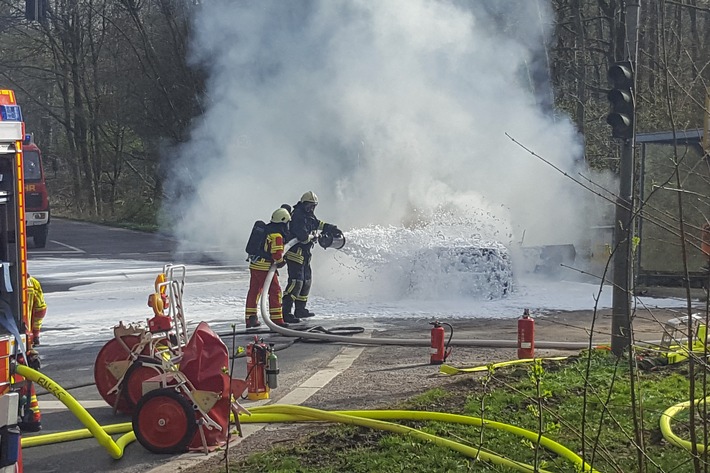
xmin=46 ymin=241 xmax=85 ymax=253
xmin=41 ymin=400 xmax=108 ymax=410
xmin=145 ymin=332 xmax=371 ymax=473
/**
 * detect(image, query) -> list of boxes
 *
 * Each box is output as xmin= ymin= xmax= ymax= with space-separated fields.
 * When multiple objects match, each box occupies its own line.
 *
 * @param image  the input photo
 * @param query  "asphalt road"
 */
xmin=21 ymin=218 xmax=347 ymax=473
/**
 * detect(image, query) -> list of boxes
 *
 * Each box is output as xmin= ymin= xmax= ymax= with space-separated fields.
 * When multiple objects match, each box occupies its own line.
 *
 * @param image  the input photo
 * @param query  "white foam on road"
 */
xmin=28 ymin=256 xmax=690 ymax=347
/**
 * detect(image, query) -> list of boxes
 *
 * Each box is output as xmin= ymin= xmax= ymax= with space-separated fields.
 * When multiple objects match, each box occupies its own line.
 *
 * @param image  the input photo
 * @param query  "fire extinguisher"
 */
xmin=430 ymin=321 xmax=453 ymax=365
xmin=517 ymin=309 xmax=535 ymax=359
xmin=265 ymin=343 xmax=279 ymax=389
xmin=246 ymin=336 xmax=270 ymax=400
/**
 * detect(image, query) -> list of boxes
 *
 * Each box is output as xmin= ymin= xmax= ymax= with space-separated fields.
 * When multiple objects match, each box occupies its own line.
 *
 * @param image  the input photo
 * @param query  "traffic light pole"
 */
xmin=610 ymin=1 xmax=640 ymax=356
xmin=611 ymin=138 xmax=634 ymax=356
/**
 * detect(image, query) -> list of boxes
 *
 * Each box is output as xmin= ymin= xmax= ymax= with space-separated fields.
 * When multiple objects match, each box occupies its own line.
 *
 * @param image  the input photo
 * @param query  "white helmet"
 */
xmin=300 ymin=191 xmax=319 ymax=204
xmin=271 ymin=208 xmax=291 ymax=223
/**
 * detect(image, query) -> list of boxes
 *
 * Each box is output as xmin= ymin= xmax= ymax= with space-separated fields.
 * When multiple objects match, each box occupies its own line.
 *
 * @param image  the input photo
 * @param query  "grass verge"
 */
xmin=226 ymin=350 xmax=708 ymax=472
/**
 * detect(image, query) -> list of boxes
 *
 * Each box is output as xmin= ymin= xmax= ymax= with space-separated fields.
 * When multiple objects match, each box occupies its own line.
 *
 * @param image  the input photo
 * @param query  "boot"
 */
xmin=294 ymin=300 xmax=315 ymax=318
xmin=271 ymin=318 xmax=289 ymax=328
xmin=18 ymin=419 xmax=41 ymax=433
xmin=18 ymin=385 xmax=41 ymax=432
xmin=282 ymin=296 xmax=294 ymax=317
xmin=245 ymin=315 xmax=261 ymax=329
xmin=283 ymin=313 xmax=301 ymax=324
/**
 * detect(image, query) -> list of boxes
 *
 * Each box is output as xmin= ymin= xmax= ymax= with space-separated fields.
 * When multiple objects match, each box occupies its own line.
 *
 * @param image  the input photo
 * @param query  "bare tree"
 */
xmin=0 ymin=0 xmax=203 ymax=221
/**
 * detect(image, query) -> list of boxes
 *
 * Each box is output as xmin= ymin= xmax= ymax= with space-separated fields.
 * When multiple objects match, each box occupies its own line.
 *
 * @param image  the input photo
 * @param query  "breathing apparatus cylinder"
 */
xmin=430 ymin=321 xmax=446 ymax=365
xmin=246 ymin=337 xmax=270 ymax=400
xmin=265 ymin=344 xmax=279 ymax=389
xmin=517 ymin=309 xmax=535 ymax=359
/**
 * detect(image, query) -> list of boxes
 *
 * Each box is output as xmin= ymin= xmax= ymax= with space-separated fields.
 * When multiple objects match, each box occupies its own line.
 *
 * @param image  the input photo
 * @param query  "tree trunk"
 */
xmin=572 ymin=0 xmax=586 ymax=135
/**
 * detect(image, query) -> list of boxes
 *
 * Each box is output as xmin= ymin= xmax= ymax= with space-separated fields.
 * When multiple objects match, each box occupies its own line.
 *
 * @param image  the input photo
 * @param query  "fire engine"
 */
xmin=0 ymin=89 xmax=32 ymax=471
xmin=22 ymin=139 xmax=49 ymax=249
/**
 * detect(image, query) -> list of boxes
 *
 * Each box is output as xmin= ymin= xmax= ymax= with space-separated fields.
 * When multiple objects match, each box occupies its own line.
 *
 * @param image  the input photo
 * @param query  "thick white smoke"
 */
xmin=166 ymin=0 xmax=596 ymax=298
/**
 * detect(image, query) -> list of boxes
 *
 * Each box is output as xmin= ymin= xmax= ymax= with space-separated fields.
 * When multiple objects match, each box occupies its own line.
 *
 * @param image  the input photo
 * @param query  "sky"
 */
xmin=164 ymin=0 xmax=613 ymax=293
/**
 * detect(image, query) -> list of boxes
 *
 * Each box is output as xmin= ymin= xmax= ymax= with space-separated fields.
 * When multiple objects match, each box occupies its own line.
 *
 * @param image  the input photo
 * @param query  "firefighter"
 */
xmin=282 ymin=191 xmax=341 ymax=322
xmin=16 ymin=361 xmax=41 ymax=432
xmin=18 ymin=275 xmax=45 ymax=431
xmin=27 ymin=275 xmax=47 ymax=347
xmin=245 ymin=208 xmax=291 ymax=328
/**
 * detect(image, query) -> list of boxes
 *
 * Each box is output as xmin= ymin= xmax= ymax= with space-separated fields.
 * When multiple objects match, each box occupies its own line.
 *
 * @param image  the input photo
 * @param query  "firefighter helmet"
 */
xmin=300 ymin=191 xmax=318 ymax=204
xmin=271 ymin=208 xmax=291 ymax=223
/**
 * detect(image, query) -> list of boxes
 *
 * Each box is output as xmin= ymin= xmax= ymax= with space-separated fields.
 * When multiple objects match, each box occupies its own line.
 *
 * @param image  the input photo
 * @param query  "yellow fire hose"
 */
xmin=659 ymin=397 xmax=710 ymax=453
xmin=18 ymin=380 xmax=596 ymax=473
xmin=21 ymin=364 xmax=698 ymax=471
xmin=21 ymin=406 xmax=558 ymax=472
xmin=439 ymin=356 xmax=570 ymax=375
xmin=15 ymin=364 xmax=135 ymax=459
xmin=242 ymin=405 xmax=600 ymax=473
xmin=16 ymin=357 xmax=599 ymax=471
xmin=443 ymin=348 xmax=710 ymax=458
xmin=18 ymin=341 xmax=701 ymax=468
xmin=21 ymin=423 xmax=132 ymax=448
xmin=244 ymin=405 xmax=554 ymax=473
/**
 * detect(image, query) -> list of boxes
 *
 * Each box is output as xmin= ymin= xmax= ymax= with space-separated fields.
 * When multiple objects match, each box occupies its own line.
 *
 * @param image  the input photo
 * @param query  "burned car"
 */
xmin=408 ymin=244 xmax=512 ymax=299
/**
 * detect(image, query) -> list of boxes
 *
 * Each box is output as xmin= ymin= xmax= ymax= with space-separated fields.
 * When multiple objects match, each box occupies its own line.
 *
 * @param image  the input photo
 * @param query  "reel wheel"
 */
xmin=123 ymin=358 xmax=164 ymax=408
xmin=133 ymin=388 xmax=196 ymax=454
xmin=94 ymin=335 xmax=144 ymax=414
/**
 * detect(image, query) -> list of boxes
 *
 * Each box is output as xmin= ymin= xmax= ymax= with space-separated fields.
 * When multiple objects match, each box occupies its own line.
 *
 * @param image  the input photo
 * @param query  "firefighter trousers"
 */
xmin=245 ymin=268 xmax=283 ymax=321
xmin=283 ymin=253 xmax=312 ymax=315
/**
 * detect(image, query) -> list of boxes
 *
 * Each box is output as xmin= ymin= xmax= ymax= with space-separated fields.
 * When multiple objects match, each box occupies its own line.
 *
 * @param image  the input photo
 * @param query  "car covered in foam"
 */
xmin=408 ymin=244 xmax=512 ymax=299
xmin=333 ymin=224 xmax=513 ymax=300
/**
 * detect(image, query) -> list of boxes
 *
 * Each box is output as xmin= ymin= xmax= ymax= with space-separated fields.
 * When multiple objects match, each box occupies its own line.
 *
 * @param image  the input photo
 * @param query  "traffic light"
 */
xmin=25 ymin=0 xmax=47 ymax=22
xmin=606 ymin=61 xmax=634 ymax=140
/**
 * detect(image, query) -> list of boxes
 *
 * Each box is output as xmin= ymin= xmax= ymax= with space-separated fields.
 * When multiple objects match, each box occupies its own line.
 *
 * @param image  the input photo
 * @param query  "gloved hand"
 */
xmin=26 ymin=350 xmax=41 ymax=370
xmin=323 ymin=223 xmax=341 ymax=236
xmin=277 ymin=260 xmax=286 ymax=268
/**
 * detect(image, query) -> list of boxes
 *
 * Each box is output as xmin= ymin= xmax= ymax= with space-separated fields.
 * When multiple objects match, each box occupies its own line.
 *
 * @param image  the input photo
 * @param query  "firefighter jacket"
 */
xmin=27 ymin=276 xmax=46 ymax=319
xmin=249 ymin=222 xmax=288 ymax=271
xmin=286 ymin=202 xmax=337 ymax=263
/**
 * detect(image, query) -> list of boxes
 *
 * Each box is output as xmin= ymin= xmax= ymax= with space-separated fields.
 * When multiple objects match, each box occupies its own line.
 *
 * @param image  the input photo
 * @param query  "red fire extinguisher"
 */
xmin=517 ymin=309 xmax=535 ymax=359
xmin=430 ymin=321 xmax=453 ymax=365
xmin=246 ymin=336 xmax=270 ymax=400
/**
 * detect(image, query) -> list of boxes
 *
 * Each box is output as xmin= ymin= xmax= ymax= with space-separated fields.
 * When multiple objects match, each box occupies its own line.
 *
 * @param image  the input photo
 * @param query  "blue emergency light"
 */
xmin=0 ymin=105 xmax=22 ymax=122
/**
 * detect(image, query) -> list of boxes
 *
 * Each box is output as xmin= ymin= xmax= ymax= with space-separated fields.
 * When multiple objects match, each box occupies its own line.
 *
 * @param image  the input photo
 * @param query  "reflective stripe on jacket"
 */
xmin=249 ymin=233 xmax=285 ymax=271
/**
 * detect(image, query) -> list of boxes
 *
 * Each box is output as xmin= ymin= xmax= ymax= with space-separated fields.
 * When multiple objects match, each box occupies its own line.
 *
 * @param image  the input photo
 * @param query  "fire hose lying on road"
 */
xmin=17 ymin=363 xmax=135 ymax=459
xmin=259 ymin=239 xmax=596 ymax=351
